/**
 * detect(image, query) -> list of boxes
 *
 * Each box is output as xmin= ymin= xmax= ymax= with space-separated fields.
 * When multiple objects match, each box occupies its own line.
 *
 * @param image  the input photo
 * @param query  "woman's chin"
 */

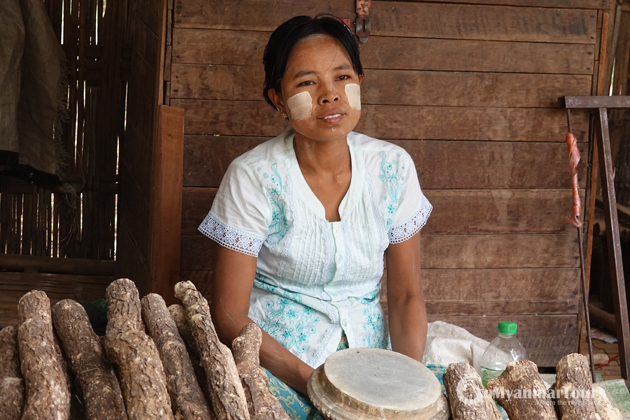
xmin=292 ymin=115 xmax=360 ymax=142
xmin=293 ymin=126 xmax=352 ymax=143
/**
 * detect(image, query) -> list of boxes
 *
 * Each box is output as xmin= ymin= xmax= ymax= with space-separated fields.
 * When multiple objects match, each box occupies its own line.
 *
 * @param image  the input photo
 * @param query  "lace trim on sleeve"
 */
xmin=387 ymin=197 xmax=433 ymax=244
xmin=198 ymin=213 xmax=265 ymax=257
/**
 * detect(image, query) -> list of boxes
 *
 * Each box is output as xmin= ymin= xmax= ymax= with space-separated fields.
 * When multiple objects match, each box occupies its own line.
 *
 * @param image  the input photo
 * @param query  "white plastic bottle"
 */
xmin=479 ymin=321 xmax=528 ymax=387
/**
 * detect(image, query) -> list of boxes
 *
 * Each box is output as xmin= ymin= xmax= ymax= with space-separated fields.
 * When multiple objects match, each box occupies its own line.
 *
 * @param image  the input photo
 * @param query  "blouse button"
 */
xmin=336 ymin=253 xmax=343 ymax=262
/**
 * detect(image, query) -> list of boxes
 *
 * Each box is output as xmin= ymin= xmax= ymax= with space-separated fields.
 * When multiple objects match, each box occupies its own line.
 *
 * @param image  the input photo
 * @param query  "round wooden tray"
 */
xmin=307 ymin=348 xmax=450 ymax=420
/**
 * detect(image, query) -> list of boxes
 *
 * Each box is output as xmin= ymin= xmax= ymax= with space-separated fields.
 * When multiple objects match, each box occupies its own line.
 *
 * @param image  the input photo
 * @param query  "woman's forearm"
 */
xmin=388 ymin=293 xmax=428 ymax=362
xmin=212 ymin=307 xmax=313 ymax=395
xmin=211 ymin=244 xmax=314 ymax=394
xmin=259 ymin=331 xmax=314 ymax=395
xmin=385 ymin=232 xmax=427 ymax=363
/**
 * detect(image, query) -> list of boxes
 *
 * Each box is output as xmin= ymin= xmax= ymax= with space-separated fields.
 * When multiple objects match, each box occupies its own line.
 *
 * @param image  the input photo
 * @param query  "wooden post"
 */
xmin=148 ymin=105 xmax=185 ymax=304
xmin=595 ymin=106 xmax=630 ymax=382
xmin=582 ymin=12 xmax=608 ymax=358
xmin=560 ymin=96 xmax=630 ymax=384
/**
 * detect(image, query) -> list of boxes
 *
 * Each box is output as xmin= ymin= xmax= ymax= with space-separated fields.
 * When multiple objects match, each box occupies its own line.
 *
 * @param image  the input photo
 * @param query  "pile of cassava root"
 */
xmin=0 ymin=278 xmax=291 ymax=420
xmin=443 ymin=354 xmax=623 ymax=420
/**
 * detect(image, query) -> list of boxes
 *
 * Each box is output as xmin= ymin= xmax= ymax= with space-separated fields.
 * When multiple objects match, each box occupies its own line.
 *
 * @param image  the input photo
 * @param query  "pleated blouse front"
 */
xmin=199 ymin=130 xmax=432 ymax=368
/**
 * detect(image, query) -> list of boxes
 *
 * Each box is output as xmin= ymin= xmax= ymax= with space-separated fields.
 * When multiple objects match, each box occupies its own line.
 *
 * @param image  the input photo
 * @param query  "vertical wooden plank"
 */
xmin=57 ymin=190 xmax=68 ymax=258
xmin=66 ymin=0 xmax=79 ymax=172
xmin=8 ymin=194 xmax=19 ymax=254
xmin=44 ymin=187 xmax=51 ymax=257
xmin=21 ymin=186 xmax=34 ymax=255
xmin=581 ymin=12 xmax=609 ymax=356
xmin=76 ymin=0 xmax=88 ymax=257
xmin=49 ymin=0 xmax=63 ymax=42
xmin=603 ymin=2 xmax=619 ymax=94
xmin=15 ymin=194 xmax=23 ymax=254
xmin=57 ymin=0 xmax=78 ymax=258
xmin=98 ymin=0 xmax=104 ymax=45
xmin=83 ymin=190 xmax=91 ymax=258
xmin=22 ymin=185 xmax=37 ymax=255
xmin=0 ymin=179 xmax=9 ymax=253
xmin=35 ymin=185 xmax=43 ymax=256
xmin=107 ymin=192 xmax=116 ymax=258
xmin=104 ymin=0 xmax=125 ymax=260
xmin=148 ymin=105 xmax=185 ymax=303
xmin=87 ymin=0 xmax=96 ymax=44
xmin=52 ymin=191 xmax=59 ymax=258
xmin=164 ymin=45 xmax=172 ymax=81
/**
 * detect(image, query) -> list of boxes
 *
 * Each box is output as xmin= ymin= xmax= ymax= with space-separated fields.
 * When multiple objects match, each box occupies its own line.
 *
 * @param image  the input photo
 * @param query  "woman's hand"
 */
xmin=385 ymin=232 xmax=428 ymax=362
xmin=210 ymin=242 xmax=314 ymax=394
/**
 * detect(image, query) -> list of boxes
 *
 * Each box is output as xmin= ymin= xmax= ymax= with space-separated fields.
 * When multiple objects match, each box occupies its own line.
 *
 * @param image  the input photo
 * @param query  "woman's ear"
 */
xmin=358 ymin=74 xmax=363 ymax=85
xmin=268 ymin=88 xmax=285 ymax=114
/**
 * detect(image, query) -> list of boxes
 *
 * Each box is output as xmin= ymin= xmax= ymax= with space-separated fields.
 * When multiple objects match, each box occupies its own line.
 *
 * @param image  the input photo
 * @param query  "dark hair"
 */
xmin=262 ymin=15 xmax=363 ymax=108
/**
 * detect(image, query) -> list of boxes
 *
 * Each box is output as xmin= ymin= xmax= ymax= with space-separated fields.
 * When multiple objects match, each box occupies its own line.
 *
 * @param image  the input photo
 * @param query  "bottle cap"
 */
xmin=498 ymin=321 xmax=517 ymax=335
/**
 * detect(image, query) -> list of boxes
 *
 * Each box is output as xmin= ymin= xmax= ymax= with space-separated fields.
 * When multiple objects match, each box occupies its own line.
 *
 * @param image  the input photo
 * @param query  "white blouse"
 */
xmin=199 ymin=130 xmax=432 ymax=368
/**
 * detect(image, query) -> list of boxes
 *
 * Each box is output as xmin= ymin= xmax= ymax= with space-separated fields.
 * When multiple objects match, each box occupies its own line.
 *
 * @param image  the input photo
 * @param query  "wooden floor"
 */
xmin=593 ymin=338 xmax=624 ymax=381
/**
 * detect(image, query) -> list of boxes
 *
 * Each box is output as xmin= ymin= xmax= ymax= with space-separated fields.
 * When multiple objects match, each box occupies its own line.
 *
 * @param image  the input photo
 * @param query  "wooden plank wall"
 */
xmin=171 ymin=0 xmax=606 ymax=366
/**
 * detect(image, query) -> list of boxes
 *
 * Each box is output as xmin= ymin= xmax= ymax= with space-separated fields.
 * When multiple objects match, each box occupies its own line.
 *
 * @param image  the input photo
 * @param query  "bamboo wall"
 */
xmin=0 ymin=0 xmax=130 ymax=326
xmin=168 ymin=0 xmax=608 ymax=366
xmin=1 ymin=0 xmax=123 ymax=261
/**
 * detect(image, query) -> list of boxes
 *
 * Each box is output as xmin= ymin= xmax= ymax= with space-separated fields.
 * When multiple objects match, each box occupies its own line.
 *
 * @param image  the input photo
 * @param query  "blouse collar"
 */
xmin=283 ymin=131 xmax=364 ymax=222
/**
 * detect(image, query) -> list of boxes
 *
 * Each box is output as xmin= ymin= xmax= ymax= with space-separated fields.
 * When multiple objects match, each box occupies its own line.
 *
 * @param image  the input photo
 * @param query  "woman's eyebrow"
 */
xmin=333 ymin=64 xmax=353 ymax=72
xmin=291 ymin=70 xmax=316 ymax=80
xmin=291 ymin=64 xmax=353 ymax=80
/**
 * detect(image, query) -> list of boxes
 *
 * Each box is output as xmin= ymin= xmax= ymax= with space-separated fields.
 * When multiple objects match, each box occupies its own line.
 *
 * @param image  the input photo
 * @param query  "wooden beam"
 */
xmin=148 ymin=105 xmax=185 ymax=304
xmin=560 ymin=95 xmax=630 ymax=109
xmin=174 ymin=99 xmax=589 ymax=142
xmin=0 ymin=254 xmax=115 ymax=276
xmin=181 ymin=234 xmax=580 ymax=271
xmin=175 ymin=1 xmax=598 ymax=45
xmin=173 ymin=29 xmax=596 ymax=75
xmin=376 ymin=0 xmax=609 ymax=9
xmin=589 ymin=304 xmax=617 ymax=333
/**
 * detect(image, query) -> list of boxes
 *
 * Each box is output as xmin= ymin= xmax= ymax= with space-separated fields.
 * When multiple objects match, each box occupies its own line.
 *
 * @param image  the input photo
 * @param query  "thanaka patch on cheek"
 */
xmin=286 ymin=91 xmax=313 ymax=121
xmin=345 ymin=83 xmax=361 ymax=110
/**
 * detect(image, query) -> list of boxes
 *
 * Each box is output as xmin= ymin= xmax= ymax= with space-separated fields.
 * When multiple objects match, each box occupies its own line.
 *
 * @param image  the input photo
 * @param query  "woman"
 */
xmin=199 ymin=14 xmax=432 ymax=417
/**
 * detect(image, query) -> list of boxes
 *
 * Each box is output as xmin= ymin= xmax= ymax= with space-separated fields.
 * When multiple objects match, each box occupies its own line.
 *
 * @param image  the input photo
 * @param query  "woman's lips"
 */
xmin=319 ymin=111 xmax=345 ymax=125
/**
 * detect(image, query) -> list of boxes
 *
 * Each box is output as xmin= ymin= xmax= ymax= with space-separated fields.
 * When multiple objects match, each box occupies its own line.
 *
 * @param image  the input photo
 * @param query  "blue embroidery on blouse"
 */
xmin=378 ymin=152 xmax=405 ymax=228
xmin=264 ymin=163 xmax=289 ymax=244
xmin=254 ymin=275 xmax=304 ymax=304
xmin=363 ymin=305 xmax=387 ymax=349
xmin=258 ymin=298 xmax=319 ymax=354
xmin=361 ymin=302 xmax=388 ymax=349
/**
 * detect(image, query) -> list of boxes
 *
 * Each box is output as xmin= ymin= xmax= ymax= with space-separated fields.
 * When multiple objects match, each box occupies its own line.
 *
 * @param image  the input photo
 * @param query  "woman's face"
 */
xmin=269 ymin=35 xmax=362 ymax=143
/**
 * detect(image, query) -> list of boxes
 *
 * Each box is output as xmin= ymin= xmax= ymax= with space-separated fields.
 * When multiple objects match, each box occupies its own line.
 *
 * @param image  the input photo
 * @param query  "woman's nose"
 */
xmin=319 ymin=83 xmax=339 ymax=104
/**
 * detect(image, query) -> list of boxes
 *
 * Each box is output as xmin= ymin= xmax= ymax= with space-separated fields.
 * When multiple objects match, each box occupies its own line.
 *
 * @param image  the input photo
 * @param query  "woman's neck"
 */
xmin=293 ymin=133 xmax=351 ymax=176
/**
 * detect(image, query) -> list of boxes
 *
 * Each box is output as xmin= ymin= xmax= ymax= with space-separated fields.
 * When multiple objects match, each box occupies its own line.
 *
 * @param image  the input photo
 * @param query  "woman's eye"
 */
xmin=337 ymin=75 xmax=350 ymax=81
xmin=297 ymin=81 xmax=314 ymax=87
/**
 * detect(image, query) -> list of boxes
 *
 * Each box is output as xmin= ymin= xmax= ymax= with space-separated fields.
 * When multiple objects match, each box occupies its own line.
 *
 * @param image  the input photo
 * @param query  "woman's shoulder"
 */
xmin=349 ymin=131 xmax=411 ymax=158
xmin=348 ymin=131 xmax=413 ymax=168
xmin=231 ymin=130 xmax=292 ymax=171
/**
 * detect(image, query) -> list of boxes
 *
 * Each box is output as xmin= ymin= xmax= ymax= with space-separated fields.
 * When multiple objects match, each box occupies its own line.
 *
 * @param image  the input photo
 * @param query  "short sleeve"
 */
xmin=386 ymin=152 xmax=432 ymax=244
xmin=198 ymin=161 xmax=270 ymax=257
